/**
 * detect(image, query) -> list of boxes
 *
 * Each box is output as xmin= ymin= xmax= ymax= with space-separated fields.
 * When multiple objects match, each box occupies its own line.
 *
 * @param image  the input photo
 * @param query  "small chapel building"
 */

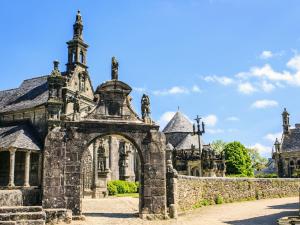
xmin=162 ymin=111 xmax=226 ymax=177
xmin=273 ymin=108 xmax=300 ymax=177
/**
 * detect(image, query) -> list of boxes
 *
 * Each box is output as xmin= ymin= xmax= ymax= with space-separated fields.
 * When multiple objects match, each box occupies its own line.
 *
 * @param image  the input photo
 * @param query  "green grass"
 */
xmin=115 ymin=193 xmax=139 ymax=198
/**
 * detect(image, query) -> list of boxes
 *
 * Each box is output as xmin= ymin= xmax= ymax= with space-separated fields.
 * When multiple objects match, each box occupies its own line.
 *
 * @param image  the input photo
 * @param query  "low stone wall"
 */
xmin=176 ymin=175 xmax=300 ymax=212
xmin=0 ymin=188 xmax=41 ymax=207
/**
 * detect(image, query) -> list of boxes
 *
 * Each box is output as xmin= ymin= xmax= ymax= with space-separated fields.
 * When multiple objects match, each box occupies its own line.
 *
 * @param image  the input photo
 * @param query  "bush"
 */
xmin=107 ymin=180 xmax=139 ymax=195
xmin=107 ymin=182 xmax=118 ymax=195
xmin=215 ymin=195 xmax=224 ymax=204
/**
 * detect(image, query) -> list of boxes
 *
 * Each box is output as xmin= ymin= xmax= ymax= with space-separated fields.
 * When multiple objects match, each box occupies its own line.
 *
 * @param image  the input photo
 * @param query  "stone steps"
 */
xmin=0 ymin=206 xmax=43 ymax=214
xmin=0 ymin=206 xmax=46 ymax=225
xmin=0 ymin=221 xmax=45 ymax=225
xmin=0 ymin=212 xmax=46 ymax=221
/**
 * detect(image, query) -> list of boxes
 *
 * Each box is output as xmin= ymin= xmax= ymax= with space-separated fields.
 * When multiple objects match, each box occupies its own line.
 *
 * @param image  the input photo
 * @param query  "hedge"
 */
xmin=107 ymin=180 xmax=139 ymax=195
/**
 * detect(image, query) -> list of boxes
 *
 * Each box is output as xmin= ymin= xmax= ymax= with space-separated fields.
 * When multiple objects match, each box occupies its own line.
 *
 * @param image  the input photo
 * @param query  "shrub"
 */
xmin=107 ymin=180 xmax=139 ymax=195
xmin=128 ymin=181 xmax=138 ymax=193
xmin=215 ymin=195 xmax=224 ymax=204
xmin=107 ymin=182 xmax=118 ymax=195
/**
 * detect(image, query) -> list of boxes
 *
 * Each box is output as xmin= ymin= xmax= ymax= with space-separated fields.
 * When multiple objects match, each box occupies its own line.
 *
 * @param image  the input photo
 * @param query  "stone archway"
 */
xmin=42 ymin=65 xmax=173 ymax=219
xmin=43 ymin=123 xmax=168 ymax=219
xmin=79 ymin=134 xmax=143 ymax=210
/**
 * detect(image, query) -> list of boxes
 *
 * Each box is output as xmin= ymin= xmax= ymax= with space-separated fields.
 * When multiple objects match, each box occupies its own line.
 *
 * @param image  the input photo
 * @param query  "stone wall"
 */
xmin=0 ymin=188 xmax=41 ymax=207
xmin=176 ymin=175 xmax=300 ymax=212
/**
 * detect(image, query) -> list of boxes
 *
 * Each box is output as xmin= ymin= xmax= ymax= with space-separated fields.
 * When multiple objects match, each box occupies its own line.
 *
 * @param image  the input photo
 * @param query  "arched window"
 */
xmin=73 ymin=50 xmax=76 ymax=63
xmin=80 ymin=51 xmax=84 ymax=63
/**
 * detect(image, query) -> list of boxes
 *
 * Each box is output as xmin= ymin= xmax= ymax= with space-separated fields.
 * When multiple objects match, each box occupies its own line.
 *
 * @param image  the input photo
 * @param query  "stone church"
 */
xmin=163 ymin=111 xmax=226 ymax=177
xmin=273 ymin=108 xmax=300 ymax=177
xmin=0 ymin=11 xmax=178 ymax=221
xmin=0 ymin=11 xmax=140 ymax=197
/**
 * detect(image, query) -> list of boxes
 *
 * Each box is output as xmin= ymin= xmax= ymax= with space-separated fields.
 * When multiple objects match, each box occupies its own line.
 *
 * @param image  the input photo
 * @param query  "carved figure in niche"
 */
xmin=73 ymin=92 xmax=80 ymax=113
xmin=141 ymin=94 xmax=151 ymax=120
xmin=111 ymin=56 xmax=119 ymax=80
xmin=98 ymin=140 xmax=107 ymax=172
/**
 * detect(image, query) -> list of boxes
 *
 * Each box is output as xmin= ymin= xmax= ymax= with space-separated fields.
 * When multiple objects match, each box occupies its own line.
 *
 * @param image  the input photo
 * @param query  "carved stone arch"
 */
xmin=43 ymin=75 xmax=172 ymax=219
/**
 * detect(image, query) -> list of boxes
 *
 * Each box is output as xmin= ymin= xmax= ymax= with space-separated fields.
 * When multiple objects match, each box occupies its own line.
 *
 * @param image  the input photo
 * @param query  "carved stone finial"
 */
xmin=76 ymin=10 xmax=82 ymax=24
xmin=111 ymin=56 xmax=119 ymax=80
xmin=50 ymin=60 xmax=61 ymax=77
xmin=53 ymin=60 xmax=59 ymax=71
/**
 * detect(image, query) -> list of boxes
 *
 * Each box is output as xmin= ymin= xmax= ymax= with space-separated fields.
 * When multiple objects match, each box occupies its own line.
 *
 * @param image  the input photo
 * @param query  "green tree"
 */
xmin=247 ymin=148 xmax=268 ymax=172
xmin=211 ymin=140 xmax=227 ymax=154
xmin=224 ymin=141 xmax=254 ymax=177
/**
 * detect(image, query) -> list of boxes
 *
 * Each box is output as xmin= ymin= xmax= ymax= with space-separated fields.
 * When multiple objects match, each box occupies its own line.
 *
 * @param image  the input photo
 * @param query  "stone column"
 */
xmin=8 ymin=148 xmax=16 ymax=187
xmin=24 ymin=151 xmax=31 ymax=187
xmin=92 ymin=141 xmax=98 ymax=198
xmin=37 ymin=153 xmax=42 ymax=186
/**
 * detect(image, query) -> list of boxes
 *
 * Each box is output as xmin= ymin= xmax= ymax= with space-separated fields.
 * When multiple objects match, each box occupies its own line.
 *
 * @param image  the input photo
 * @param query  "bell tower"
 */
xmin=66 ymin=10 xmax=89 ymax=72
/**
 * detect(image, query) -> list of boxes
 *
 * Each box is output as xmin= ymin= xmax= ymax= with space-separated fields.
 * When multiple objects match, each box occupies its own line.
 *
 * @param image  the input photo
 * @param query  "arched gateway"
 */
xmin=42 ymin=58 xmax=172 ymax=219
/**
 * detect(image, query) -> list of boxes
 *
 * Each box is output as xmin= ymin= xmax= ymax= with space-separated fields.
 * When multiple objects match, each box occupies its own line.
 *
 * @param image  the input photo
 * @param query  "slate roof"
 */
xmin=175 ymin=133 xmax=203 ymax=150
xmin=0 ymin=76 xmax=49 ymax=113
xmin=0 ymin=124 xmax=42 ymax=151
xmin=281 ymin=128 xmax=300 ymax=152
xmin=162 ymin=111 xmax=193 ymax=133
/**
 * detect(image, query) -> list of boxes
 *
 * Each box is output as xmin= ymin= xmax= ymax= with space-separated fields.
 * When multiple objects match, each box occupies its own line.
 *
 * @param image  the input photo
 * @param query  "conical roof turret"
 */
xmin=162 ymin=111 xmax=193 ymax=133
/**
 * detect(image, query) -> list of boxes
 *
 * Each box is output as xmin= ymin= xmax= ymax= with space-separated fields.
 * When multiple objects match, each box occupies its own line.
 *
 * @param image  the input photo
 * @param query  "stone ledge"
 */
xmin=178 ymin=175 xmax=300 ymax=182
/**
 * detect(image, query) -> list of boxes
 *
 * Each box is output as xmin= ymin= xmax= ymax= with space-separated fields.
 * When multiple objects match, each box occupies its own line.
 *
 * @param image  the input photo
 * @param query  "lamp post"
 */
xmin=193 ymin=115 xmax=205 ymax=158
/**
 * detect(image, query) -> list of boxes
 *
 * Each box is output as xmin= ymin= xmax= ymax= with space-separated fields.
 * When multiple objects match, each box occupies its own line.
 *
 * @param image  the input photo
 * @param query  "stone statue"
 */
xmin=111 ymin=56 xmax=119 ymax=80
xmin=141 ymin=94 xmax=151 ymax=120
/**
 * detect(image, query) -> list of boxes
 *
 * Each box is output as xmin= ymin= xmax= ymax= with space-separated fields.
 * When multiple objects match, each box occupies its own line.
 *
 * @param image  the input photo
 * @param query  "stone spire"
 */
xmin=282 ymin=108 xmax=290 ymax=134
xmin=73 ymin=10 xmax=83 ymax=40
xmin=66 ymin=11 xmax=89 ymax=72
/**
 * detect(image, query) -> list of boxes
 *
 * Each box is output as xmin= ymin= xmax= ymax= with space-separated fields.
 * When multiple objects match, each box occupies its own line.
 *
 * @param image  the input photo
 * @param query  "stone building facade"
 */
xmin=163 ymin=111 xmax=225 ymax=177
xmin=273 ymin=108 xmax=300 ymax=178
xmin=0 ymin=11 xmax=172 ymax=220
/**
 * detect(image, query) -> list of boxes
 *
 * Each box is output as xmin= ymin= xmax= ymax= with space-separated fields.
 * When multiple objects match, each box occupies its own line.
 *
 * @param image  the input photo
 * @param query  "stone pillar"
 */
xmin=37 ymin=153 xmax=42 ymax=186
xmin=8 ymin=148 xmax=16 ymax=187
xmin=92 ymin=141 xmax=98 ymax=198
xmin=24 ymin=151 xmax=31 ymax=187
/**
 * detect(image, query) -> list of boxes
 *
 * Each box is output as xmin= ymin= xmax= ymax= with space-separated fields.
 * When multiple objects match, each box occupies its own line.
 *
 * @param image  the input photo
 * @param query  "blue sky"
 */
xmin=1 ymin=0 xmax=300 ymax=158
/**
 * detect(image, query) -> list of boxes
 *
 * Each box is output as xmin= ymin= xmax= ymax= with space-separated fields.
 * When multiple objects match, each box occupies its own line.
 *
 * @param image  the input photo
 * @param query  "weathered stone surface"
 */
xmin=0 ymin=189 xmax=41 ymax=207
xmin=176 ymin=175 xmax=300 ymax=212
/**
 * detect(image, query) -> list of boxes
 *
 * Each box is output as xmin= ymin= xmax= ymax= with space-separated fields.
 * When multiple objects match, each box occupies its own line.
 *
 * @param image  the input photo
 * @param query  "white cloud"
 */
xmin=203 ymin=75 xmax=234 ymax=86
xmin=248 ymin=143 xmax=272 ymax=157
xmin=192 ymin=85 xmax=201 ymax=93
xmin=153 ymin=86 xmax=189 ymax=96
xmin=264 ymin=132 xmax=282 ymax=143
xmin=207 ymin=128 xmax=224 ymax=134
xmin=238 ymin=82 xmax=256 ymax=94
xmin=287 ymin=54 xmax=300 ymax=71
xmin=203 ymin=114 xmax=218 ymax=127
xmin=226 ymin=116 xmax=239 ymax=121
xmin=260 ymin=50 xmax=273 ymax=59
xmin=157 ymin=111 xmax=176 ymax=129
xmin=250 ymin=64 xmax=293 ymax=82
xmin=260 ymin=80 xmax=275 ymax=92
xmin=251 ymin=99 xmax=278 ymax=109
xmin=133 ymin=87 xmax=146 ymax=93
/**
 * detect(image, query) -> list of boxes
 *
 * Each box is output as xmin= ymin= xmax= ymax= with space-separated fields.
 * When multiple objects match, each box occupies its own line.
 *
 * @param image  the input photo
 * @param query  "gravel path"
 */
xmin=65 ymin=196 xmax=298 ymax=225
